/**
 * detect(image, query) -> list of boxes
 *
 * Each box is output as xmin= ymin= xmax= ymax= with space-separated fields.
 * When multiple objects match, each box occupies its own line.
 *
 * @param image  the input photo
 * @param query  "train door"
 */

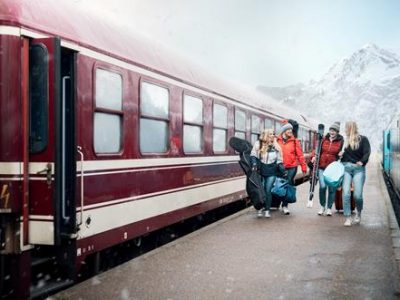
xmin=383 ymin=130 xmax=391 ymax=173
xmin=28 ymin=37 xmax=76 ymax=246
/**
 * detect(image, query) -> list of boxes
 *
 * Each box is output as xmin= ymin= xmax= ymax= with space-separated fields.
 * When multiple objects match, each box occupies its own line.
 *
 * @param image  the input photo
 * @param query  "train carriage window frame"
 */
xmin=251 ymin=114 xmax=262 ymax=145
xmin=212 ymin=102 xmax=228 ymax=154
xmin=93 ymin=67 xmax=123 ymax=155
xmin=234 ymin=108 xmax=246 ymax=140
xmin=139 ymin=80 xmax=170 ymax=154
xmin=183 ymin=93 xmax=204 ymax=154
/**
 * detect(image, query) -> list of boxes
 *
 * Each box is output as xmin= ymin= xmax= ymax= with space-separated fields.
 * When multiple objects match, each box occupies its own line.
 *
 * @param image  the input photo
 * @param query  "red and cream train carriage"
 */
xmin=0 ymin=0 xmax=316 ymax=298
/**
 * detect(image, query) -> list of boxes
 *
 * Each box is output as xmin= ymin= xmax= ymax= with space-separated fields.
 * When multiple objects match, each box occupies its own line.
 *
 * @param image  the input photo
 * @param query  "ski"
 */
xmin=307 ymin=123 xmax=325 ymax=208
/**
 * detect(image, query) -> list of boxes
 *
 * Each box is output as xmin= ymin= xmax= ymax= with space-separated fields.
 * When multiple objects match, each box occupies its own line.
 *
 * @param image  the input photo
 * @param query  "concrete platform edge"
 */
xmin=378 ymin=164 xmax=400 ymax=289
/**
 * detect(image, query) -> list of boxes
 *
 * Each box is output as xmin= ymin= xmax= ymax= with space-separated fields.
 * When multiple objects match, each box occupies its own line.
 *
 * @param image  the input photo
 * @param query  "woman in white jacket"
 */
xmin=250 ymin=129 xmax=286 ymax=218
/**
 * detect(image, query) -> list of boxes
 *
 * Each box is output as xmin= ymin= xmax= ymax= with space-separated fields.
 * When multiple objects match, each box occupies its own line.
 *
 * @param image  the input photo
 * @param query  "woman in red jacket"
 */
xmin=276 ymin=121 xmax=307 ymax=215
xmin=311 ymin=122 xmax=344 ymax=216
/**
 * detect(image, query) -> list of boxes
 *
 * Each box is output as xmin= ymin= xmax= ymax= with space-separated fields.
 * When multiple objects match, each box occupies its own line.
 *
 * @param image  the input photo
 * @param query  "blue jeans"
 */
xmin=282 ymin=167 xmax=297 ymax=207
xmin=342 ymin=162 xmax=366 ymax=217
xmin=318 ymin=168 xmax=336 ymax=209
xmin=263 ymin=176 xmax=276 ymax=210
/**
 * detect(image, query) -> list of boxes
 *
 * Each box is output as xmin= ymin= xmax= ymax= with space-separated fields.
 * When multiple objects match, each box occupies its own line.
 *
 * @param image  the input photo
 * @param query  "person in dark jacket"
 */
xmin=250 ymin=128 xmax=286 ymax=218
xmin=311 ymin=122 xmax=344 ymax=216
xmin=341 ymin=121 xmax=371 ymax=226
xmin=276 ymin=121 xmax=307 ymax=215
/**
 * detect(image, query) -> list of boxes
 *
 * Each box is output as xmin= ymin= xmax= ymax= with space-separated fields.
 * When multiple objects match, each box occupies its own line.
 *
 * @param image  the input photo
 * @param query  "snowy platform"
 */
xmin=57 ymin=159 xmax=400 ymax=299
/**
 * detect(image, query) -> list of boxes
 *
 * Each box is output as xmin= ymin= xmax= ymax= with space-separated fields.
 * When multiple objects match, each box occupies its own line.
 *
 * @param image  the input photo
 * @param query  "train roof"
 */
xmin=0 ymin=0 xmax=316 ymax=129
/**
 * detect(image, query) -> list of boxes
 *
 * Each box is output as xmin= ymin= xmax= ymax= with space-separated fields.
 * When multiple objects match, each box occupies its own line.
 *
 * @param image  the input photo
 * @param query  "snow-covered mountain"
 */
xmin=258 ymin=43 xmax=400 ymax=150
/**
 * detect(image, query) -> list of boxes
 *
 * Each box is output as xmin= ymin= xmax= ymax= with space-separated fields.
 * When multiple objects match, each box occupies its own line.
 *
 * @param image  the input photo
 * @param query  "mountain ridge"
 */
xmin=257 ymin=43 xmax=400 ymax=150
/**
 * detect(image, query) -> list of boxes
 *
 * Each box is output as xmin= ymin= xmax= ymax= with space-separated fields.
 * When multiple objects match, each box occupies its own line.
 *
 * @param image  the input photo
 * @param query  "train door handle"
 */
xmin=36 ymin=163 xmax=52 ymax=186
xmin=77 ymin=146 xmax=84 ymax=227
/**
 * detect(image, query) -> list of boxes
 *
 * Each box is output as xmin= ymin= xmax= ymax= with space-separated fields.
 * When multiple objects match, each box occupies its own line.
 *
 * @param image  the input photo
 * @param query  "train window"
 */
xmin=235 ymin=109 xmax=246 ymax=138
xmin=264 ymin=118 xmax=274 ymax=130
xmin=213 ymin=104 xmax=228 ymax=152
xmin=94 ymin=69 xmax=123 ymax=153
xmin=275 ymin=121 xmax=282 ymax=135
xmin=29 ymin=44 xmax=48 ymax=153
xmin=94 ymin=113 xmax=122 ymax=153
xmin=251 ymin=115 xmax=261 ymax=144
xmin=183 ymin=95 xmax=203 ymax=153
xmin=299 ymin=128 xmax=306 ymax=152
xmin=140 ymin=82 xmax=169 ymax=153
xmin=95 ymin=69 xmax=122 ymax=110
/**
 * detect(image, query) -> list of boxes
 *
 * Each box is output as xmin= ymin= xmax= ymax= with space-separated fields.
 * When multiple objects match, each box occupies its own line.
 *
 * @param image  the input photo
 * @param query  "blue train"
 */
xmin=383 ymin=114 xmax=400 ymax=198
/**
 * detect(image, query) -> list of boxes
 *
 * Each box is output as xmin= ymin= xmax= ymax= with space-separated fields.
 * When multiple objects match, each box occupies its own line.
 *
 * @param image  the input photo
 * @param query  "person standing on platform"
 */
xmin=341 ymin=121 xmax=371 ymax=226
xmin=311 ymin=122 xmax=344 ymax=216
xmin=276 ymin=121 xmax=307 ymax=215
xmin=250 ymin=129 xmax=286 ymax=218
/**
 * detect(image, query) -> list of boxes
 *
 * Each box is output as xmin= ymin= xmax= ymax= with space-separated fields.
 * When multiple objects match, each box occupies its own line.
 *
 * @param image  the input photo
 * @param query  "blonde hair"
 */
xmin=345 ymin=121 xmax=361 ymax=150
xmin=259 ymin=128 xmax=282 ymax=157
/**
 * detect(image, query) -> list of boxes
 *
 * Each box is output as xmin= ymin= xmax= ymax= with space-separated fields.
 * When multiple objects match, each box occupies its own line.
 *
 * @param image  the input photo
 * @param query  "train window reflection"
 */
xmin=251 ymin=115 xmax=261 ymax=144
xmin=213 ymin=104 xmax=228 ymax=153
xmin=251 ymin=115 xmax=261 ymax=133
xmin=140 ymin=81 xmax=170 ymax=153
xmin=213 ymin=129 xmax=227 ymax=152
xmin=140 ymin=119 xmax=169 ymax=153
xmin=141 ymin=82 xmax=169 ymax=119
xmin=184 ymin=125 xmax=203 ymax=153
xmin=184 ymin=95 xmax=203 ymax=124
xmin=275 ymin=121 xmax=282 ymax=135
xmin=183 ymin=95 xmax=203 ymax=153
xmin=94 ymin=113 xmax=122 ymax=153
xmin=94 ymin=69 xmax=123 ymax=154
xmin=29 ymin=44 xmax=48 ymax=153
xmin=95 ymin=69 xmax=122 ymax=110
xmin=235 ymin=131 xmax=246 ymax=139
xmin=235 ymin=109 xmax=246 ymax=131
xmin=264 ymin=118 xmax=274 ymax=130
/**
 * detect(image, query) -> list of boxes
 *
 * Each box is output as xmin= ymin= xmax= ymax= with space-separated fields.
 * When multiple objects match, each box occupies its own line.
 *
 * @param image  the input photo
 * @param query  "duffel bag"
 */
xmin=285 ymin=184 xmax=297 ymax=203
xmin=323 ymin=161 xmax=344 ymax=188
xmin=271 ymin=177 xmax=288 ymax=197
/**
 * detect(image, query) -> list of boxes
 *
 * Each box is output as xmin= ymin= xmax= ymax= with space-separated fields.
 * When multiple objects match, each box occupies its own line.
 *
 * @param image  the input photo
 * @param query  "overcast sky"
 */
xmin=80 ymin=0 xmax=400 ymax=87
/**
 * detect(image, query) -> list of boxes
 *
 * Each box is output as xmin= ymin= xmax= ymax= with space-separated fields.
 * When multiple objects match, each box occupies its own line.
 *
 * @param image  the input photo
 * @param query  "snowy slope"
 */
xmin=258 ymin=44 xmax=400 ymax=150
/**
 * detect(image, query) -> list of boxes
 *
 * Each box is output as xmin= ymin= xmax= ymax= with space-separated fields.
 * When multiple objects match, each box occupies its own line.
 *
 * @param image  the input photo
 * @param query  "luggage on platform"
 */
xmin=229 ymin=137 xmax=265 ymax=210
xmin=323 ymin=161 xmax=344 ymax=188
xmin=271 ymin=194 xmax=283 ymax=208
xmin=246 ymin=171 xmax=266 ymax=210
xmin=334 ymin=187 xmax=355 ymax=212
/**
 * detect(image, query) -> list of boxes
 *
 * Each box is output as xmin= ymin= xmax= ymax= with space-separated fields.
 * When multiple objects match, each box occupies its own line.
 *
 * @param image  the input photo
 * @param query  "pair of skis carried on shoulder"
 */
xmin=307 ymin=123 xmax=325 ymax=208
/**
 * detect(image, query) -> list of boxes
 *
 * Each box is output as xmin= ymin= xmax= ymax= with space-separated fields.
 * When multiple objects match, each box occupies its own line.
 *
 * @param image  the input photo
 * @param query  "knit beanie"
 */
xmin=329 ymin=121 xmax=340 ymax=132
xmin=280 ymin=122 xmax=293 ymax=134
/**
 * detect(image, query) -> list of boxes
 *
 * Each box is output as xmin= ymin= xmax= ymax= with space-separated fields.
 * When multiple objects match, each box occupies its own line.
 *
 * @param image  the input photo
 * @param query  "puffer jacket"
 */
xmin=312 ymin=134 xmax=344 ymax=169
xmin=276 ymin=134 xmax=307 ymax=173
